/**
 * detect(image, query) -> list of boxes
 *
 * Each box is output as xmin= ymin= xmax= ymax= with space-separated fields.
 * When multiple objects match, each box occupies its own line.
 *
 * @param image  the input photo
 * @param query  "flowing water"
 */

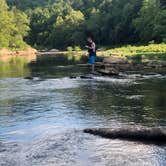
xmin=0 ymin=54 xmax=166 ymax=166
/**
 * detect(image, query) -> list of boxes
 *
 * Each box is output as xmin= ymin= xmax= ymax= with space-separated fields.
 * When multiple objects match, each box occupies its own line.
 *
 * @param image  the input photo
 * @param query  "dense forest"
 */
xmin=0 ymin=0 xmax=29 ymax=49
xmin=0 ymin=0 xmax=166 ymax=49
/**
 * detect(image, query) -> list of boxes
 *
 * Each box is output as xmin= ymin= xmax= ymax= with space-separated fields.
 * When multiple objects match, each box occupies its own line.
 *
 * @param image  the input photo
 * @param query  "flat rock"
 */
xmin=103 ymin=56 xmax=127 ymax=64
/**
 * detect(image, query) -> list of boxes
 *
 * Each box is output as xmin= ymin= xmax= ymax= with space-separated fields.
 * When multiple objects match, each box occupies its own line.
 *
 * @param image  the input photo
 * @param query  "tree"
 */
xmin=153 ymin=9 xmax=166 ymax=42
xmin=0 ymin=0 xmax=30 ymax=49
xmin=49 ymin=9 xmax=85 ymax=48
xmin=0 ymin=0 xmax=15 ymax=48
xmin=26 ymin=7 xmax=50 ymax=46
xmin=6 ymin=0 xmax=166 ymax=48
xmin=133 ymin=0 xmax=161 ymax=43
xmin=10 ymin=7 xmax=30 ymax=48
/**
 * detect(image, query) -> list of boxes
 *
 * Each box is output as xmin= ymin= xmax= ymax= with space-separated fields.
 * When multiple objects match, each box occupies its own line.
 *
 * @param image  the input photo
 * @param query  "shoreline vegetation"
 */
xmin=39 ymin=43 xmax=166 ymax=61
xmin=1 ymin=43 xmax=166 ymax=62
xmin=0 ymin=43 xmax=166 ymax=78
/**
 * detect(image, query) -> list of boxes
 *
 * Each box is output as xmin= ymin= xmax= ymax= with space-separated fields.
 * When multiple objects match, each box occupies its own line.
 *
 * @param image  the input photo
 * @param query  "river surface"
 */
xmin=0 ymin=54 xmax=166 ymax=166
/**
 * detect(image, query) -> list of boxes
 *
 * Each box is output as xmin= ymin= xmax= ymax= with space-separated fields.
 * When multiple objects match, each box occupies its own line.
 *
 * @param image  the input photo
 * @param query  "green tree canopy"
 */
xmin=0 ymin=0 xmax=30 ymax=49
xmin=3 ymin=0 xmax=166 ymax=49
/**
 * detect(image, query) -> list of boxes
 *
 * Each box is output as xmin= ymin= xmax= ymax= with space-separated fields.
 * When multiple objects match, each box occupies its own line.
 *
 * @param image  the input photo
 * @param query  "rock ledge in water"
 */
xmin=84 ymin=127 xmax=166 ymax=144
xmin=98 ymin=68 xmax=119 ymax=76
xmin=80 ymin=75 xmax=93 ymax=79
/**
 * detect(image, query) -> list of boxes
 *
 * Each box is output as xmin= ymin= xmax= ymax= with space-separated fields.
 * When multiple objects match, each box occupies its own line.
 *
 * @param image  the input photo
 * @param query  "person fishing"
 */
xmin=85 ymin=37 xmax=96 ymax=73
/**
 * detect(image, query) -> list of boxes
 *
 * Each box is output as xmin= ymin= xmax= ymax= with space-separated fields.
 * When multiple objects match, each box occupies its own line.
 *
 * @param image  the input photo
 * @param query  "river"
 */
xmin=0 ymin=54 xmax=166 ymax=166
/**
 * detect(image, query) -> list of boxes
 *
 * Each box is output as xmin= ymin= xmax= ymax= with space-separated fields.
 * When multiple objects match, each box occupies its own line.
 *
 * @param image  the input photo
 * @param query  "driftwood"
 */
xmin=84 ymin=127 xmax=166 ymax=144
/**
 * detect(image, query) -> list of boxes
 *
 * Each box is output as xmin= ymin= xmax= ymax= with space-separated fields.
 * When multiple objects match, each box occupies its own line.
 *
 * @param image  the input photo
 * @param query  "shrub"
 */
xmin=67 ymin=46 xmax=73 ymax=52
xmin=74 ymin=46 xmax=81 ymax=52
xmin=148 ymin=40 xmax=155 ymax=44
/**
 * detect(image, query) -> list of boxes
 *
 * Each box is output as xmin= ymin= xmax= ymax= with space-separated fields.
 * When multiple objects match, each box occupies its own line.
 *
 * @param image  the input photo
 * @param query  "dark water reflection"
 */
xmin=0 ymin=54 xmax=166 ymax=165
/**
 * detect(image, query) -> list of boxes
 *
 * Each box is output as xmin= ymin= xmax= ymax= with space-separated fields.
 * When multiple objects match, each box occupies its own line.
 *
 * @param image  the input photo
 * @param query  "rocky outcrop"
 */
xmin=16 ymin=48 xmax=38 ymax=56
xmin=78 ymin=56 xmax=166 ymax=75
xmin=103 ymin=56 xmax=127 ymax=64
xmin=0 ymin=48 xmax=37 ymax=57
xmin=103 ymin=56 xmax=139 ymax=71
xmin=102 ymin=56 xmax=166 ymax=71
xmin=84 ymin=127 xmax=166 ymax=144
xmin=0 ymin=48 xmax=12 ymax=56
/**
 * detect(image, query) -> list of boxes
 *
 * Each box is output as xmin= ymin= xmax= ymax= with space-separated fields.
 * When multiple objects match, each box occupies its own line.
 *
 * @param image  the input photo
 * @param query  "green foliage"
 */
xmin=106 ymin=44 xmax=166 ymax=56
xmin=74 ymin=46 xmax=81 ymax=51
xmin=133 ymin=0 xmax=166 ymax=43
xmin=133 ymin=0 xmax=160 ymax=43
xmin=0 ymin=0 xmax=30 ymax=49
xmin=48 ymin=9 xmax=85 ymax=48
xmin=67 ymin=46 xmax=73 ymax=52
xmin=4 ymin=0 xmax=166 ymax=49
xmin=153 ymin=9 xmax=166 ymax=42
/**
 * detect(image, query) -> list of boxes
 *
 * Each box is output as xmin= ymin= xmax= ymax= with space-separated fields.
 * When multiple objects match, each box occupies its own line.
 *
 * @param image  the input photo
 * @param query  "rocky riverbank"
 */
xmin=91 ymin=56 xmax=166 ymax=76
xmin=0 ymin=48 xmax=38 ymax=57
xmin=0 ymin=48 xmax=38 ymax=62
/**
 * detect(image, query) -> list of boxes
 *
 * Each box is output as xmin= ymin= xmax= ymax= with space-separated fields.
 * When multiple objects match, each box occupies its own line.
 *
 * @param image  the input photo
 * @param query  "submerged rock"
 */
xmin=98 ymin=68 xmax=119 ymax=76
xmin=24 ymin=76 xmax=34 ymax=80
xmin=69 ymin=76 xmax=77 ymax=79
xmin=24 ymin=77 xmax=45 ymax=81
xmin=84 ymin=127 xmax=166 ymax=144
xmin=80 ymin=75 xmax=93 ymax=79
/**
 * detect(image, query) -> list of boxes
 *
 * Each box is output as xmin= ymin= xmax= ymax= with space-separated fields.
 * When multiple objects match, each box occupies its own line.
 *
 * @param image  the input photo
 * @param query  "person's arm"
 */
xmin=91 ymin=42 xmax=96 ymax=52
xmin=86 ymin=42 xmax=95 ymax=51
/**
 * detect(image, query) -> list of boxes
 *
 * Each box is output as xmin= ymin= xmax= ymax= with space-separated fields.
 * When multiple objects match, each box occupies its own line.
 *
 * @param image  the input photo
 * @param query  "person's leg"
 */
xmin=91 ymin=56 xmax=96 ymax=73
xmin=92 ymin=64 xmax=95 ymax=72
xmin=89 ymin=56 xmax=96 ymax=73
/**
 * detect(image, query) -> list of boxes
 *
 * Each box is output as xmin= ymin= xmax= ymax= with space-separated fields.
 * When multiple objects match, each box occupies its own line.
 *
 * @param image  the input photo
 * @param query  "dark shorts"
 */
xmin=89 ymin=56 xmax=96 ymax=64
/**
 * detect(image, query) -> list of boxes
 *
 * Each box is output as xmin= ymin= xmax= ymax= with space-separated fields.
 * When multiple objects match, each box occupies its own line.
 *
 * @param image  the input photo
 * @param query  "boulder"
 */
xmin=49 ymin=49 xmax=59 ymax=52
xmin=69 ymin=76 xmax=77 ymax=79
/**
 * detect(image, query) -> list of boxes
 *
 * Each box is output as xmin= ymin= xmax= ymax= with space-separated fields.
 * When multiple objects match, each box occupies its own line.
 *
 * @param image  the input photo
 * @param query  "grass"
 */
xmin=65 ymin=43 xmax=166 ymax=57
xmin=105 ymin=43 xmax=166 ymax=62
xmin=106 ymin=43 xmax=166 ymax=56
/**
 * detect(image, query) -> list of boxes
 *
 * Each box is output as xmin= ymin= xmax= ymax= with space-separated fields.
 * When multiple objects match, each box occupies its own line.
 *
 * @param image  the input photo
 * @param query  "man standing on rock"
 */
xmin=85 ymin=37 xmax=96 ymax=73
